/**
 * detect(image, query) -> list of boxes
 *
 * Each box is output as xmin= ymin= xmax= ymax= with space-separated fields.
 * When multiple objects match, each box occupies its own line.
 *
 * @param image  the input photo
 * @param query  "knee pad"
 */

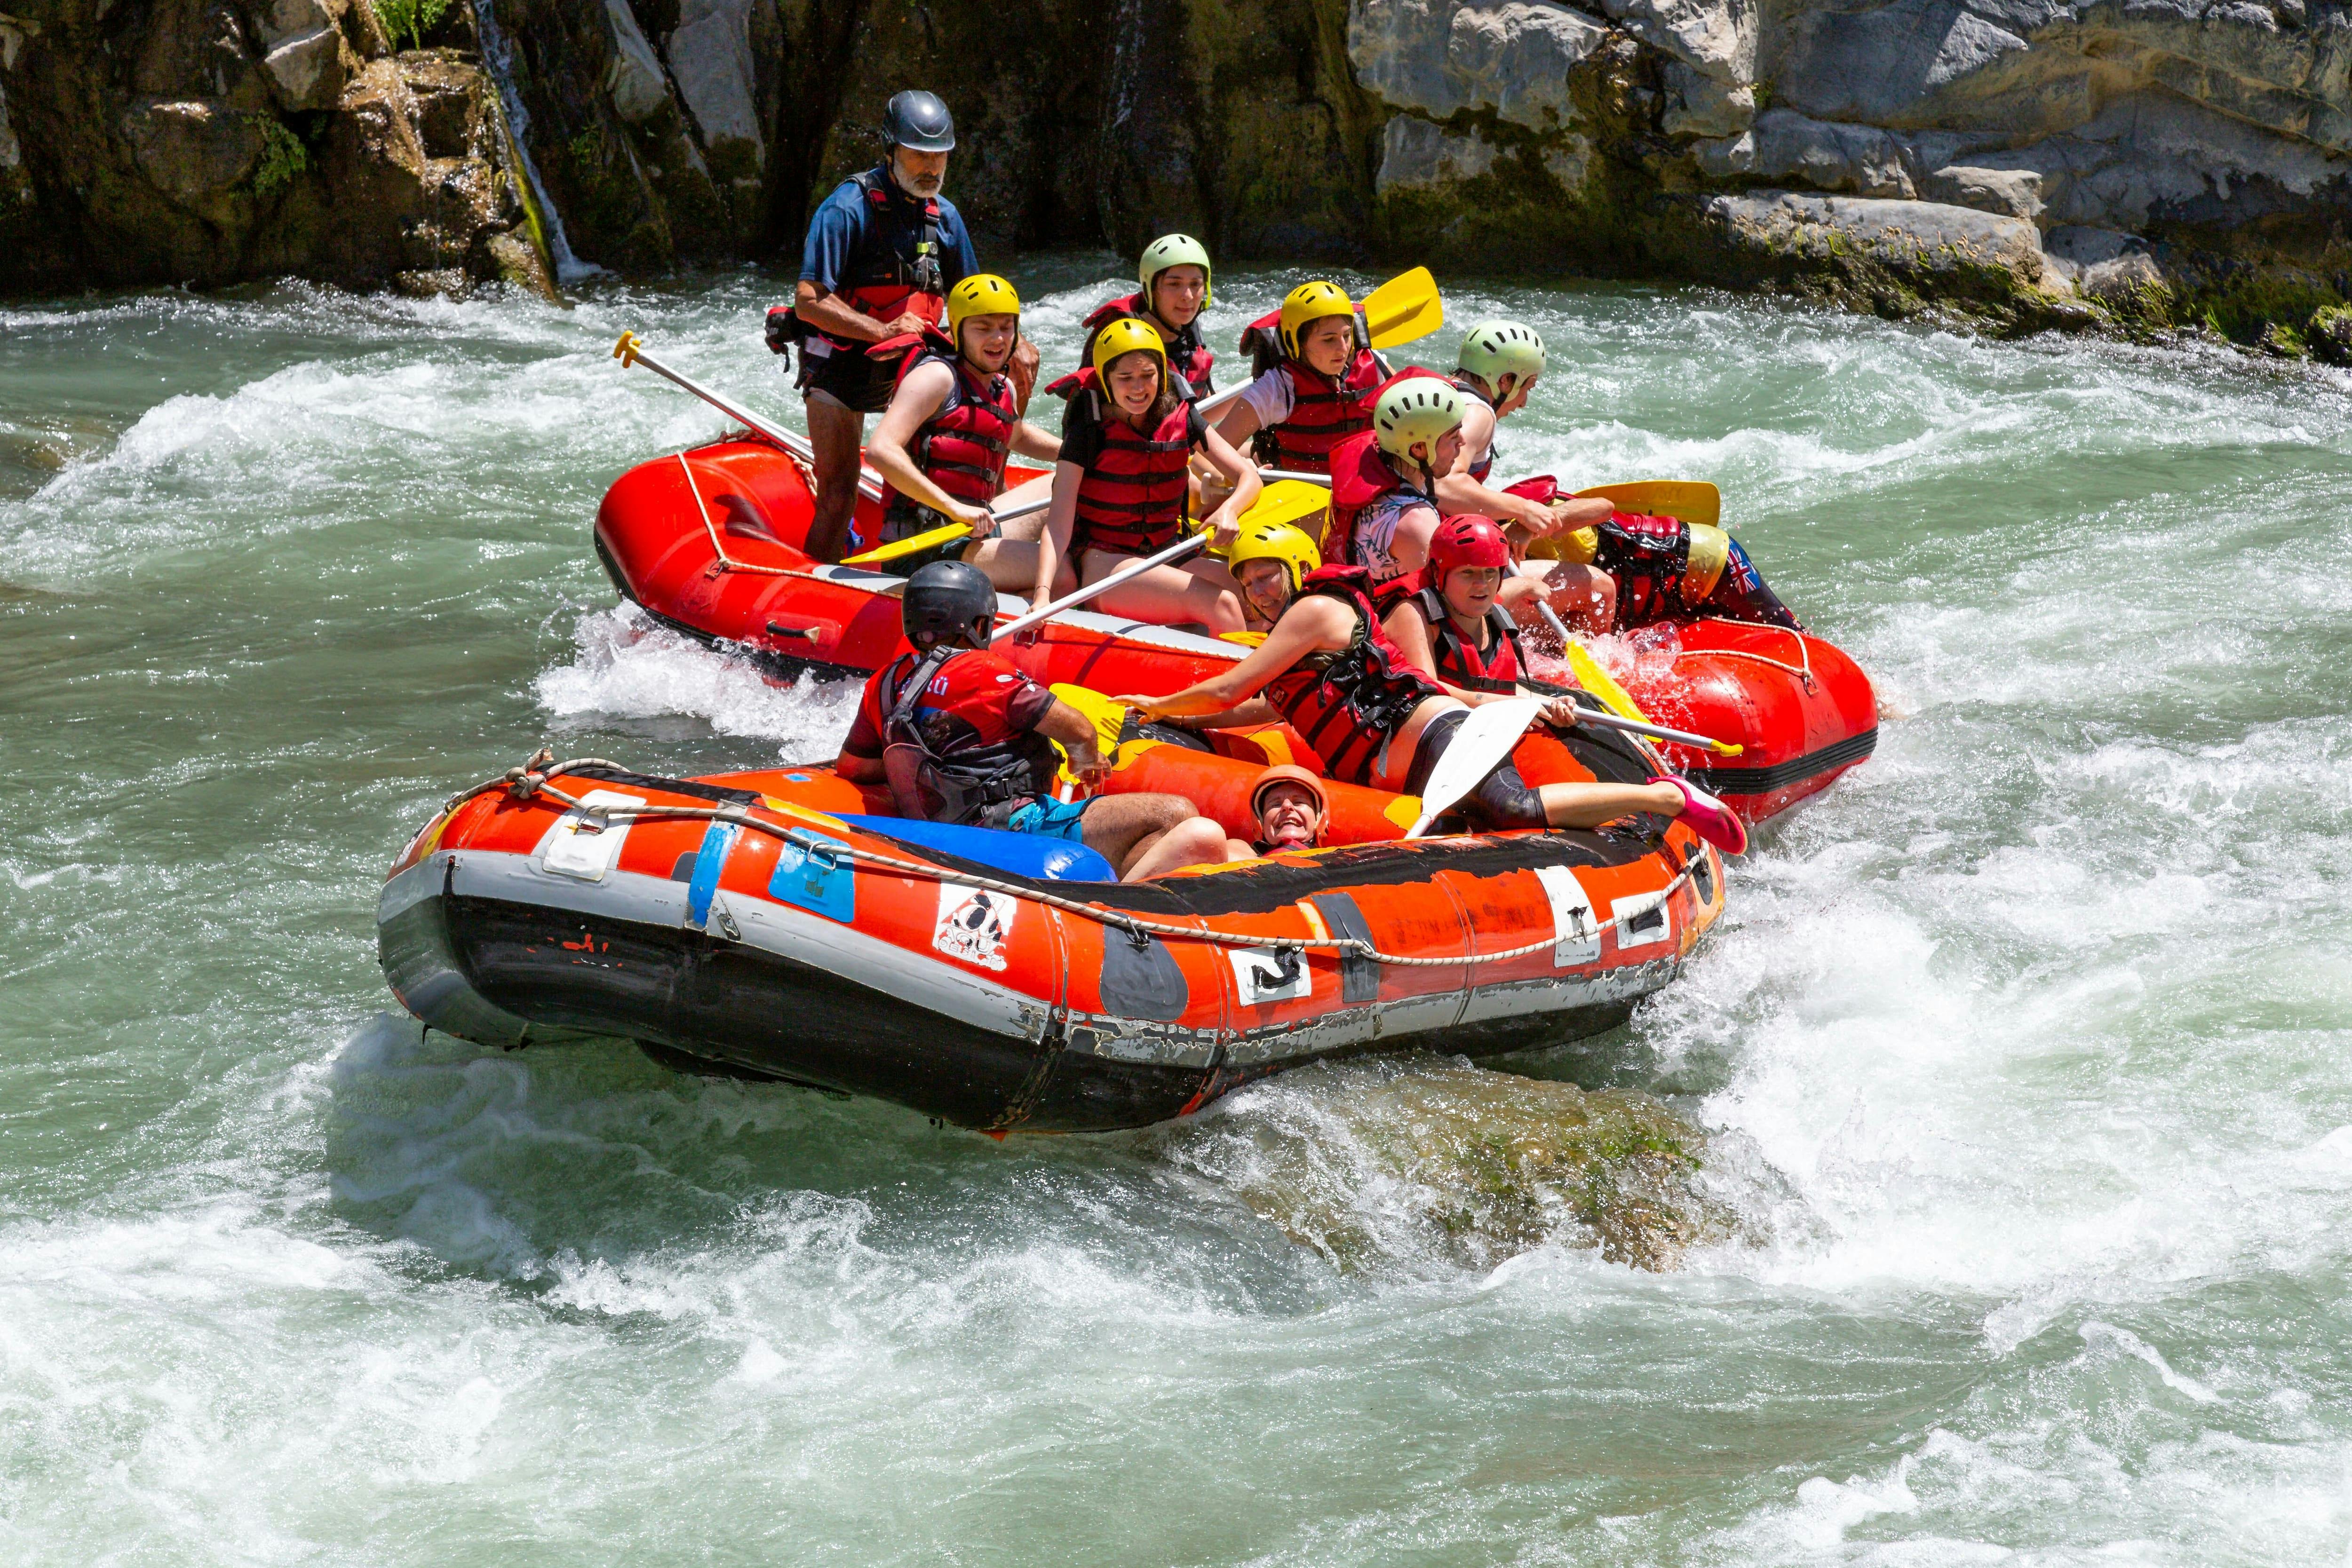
xmin=1460 ymin=760 xmax=1548 ymax=830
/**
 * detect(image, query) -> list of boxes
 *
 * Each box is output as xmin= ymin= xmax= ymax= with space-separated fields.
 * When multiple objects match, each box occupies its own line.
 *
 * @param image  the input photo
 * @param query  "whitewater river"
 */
xmin=4 ymin=263 xmax=2348 ymax=1563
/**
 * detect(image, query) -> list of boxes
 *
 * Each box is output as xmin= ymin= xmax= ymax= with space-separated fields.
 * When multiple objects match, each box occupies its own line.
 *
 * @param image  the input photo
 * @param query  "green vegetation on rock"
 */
xmin=373 ymin=0 xmax=453 ymax=52
xmin=250 ymin=118 xmax=310 ymax=198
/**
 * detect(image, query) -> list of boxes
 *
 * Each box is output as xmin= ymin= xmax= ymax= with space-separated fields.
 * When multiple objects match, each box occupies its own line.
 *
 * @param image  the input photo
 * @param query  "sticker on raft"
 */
xmin=1229 ymin=945 xmax=1311 ymax=1005
xmin=1533 ymin=865 xmax=1601 ymax=967
xmin=933 ymin=882 xmax=1016 ymax=971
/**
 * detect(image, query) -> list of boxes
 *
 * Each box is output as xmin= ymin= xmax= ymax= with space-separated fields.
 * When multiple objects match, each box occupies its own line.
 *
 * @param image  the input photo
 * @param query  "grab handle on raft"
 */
xmin=613 ymin=331 xmax=883 ymax=503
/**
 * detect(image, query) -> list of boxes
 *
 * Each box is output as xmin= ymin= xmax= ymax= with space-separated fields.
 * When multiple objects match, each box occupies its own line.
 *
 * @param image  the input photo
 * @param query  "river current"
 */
xmin=3 ymin=263 xmax=2348 ymax=1563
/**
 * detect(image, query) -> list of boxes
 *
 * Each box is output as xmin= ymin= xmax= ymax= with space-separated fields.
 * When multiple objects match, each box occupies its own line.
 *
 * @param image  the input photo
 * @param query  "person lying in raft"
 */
xmin=1224 ymin=765 xmax=1329 ymax=859
xmin=1215 ymin=280 xmax=1388 ymax=478
xmin=862 ymin=274 xmax=1063 ymax=582
xmin=834 ymin=561 xmax=1231 ymax=881
xmin=1435 ymin=320 xmax=1614 ymax=631
xmin=1379 ymin=515 xmax=1537 ymax=697
xmin=1076 ymin=234 xmax=1217 ymax=402
xmin=1110 ymin=553 xmax=1748 ymax=853
xmin=1025 ymin=319 xmax=1263 ymax=633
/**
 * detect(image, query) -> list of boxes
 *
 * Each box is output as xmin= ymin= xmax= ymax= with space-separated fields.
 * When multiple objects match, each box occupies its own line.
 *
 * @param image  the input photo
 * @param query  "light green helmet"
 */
xmin=1372 ymin=377 xmax=1466 ymax=467
xmin=1138 ymin=232 xmax=1212 ymax=305
xmin=1456 ymin=319 xmax=1546 ymax=392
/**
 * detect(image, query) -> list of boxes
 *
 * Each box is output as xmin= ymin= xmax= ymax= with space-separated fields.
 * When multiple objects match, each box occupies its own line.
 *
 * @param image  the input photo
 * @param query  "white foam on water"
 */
xmin=533 ymin=603 xmax=859 ymax=750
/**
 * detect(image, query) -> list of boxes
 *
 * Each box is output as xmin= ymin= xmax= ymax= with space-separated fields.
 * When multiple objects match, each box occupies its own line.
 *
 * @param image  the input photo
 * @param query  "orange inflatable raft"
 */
xmin=378 ymin=717 xmax=1724 ymax=1132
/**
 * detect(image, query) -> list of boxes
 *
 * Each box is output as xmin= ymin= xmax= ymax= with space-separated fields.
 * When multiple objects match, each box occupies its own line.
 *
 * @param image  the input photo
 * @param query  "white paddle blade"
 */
xmin=1403 ymin=697 xmax=1547 ymax=839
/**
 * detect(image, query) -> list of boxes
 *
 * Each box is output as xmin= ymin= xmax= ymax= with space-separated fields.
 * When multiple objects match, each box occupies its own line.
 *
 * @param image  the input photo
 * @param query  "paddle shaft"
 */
xmin=1527 ymin=602 xmax=1738 ymax=752
xmin=620 ymin=339 xmax=883 ymax=502
xmin=991 ymin=534 xmax=1208 ymax=643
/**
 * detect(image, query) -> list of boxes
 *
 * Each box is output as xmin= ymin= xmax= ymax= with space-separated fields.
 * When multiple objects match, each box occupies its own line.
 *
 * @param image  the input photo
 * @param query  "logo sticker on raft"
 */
xmin=1229 ymin=946 xmax=1312 ymax=1005
xmin=934 ymin=883 xmax=1015 ymax=971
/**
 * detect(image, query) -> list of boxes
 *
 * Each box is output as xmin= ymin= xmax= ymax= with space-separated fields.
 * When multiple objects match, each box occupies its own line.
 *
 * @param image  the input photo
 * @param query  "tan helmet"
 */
xmin=1683 ymin=523 xmax=1731 ymax=602
xmin=1371 ymin=377 xmax=1465 ymax=468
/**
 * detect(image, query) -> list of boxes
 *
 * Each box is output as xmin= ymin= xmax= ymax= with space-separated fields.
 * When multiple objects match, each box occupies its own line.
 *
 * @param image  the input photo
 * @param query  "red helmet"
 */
xmin=1426 ymin=514 xmax=1510 ymax=586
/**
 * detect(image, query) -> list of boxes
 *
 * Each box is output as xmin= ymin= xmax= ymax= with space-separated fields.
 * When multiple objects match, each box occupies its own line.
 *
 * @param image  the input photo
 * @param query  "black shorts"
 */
xmin=1403 ymin=708 xmax=1548 ymax=831
xmin=796 ymin=338 xmax=897 ymax=414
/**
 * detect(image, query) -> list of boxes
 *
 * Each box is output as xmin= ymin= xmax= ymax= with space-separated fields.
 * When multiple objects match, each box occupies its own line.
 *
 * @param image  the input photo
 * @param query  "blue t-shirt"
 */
xmin=799 ymin=166 xmax=979 ymax=296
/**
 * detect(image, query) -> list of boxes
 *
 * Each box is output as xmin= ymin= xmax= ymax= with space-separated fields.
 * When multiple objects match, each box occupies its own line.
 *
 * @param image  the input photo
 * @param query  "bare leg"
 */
xmin=961 ymin=537 xmax=1077 ymax=599
xmin=1537 ymin=779 xmax=1683 ymax=830
xmin=1075 ymin=792 xmax=1201 ymax=879
xmin=1121 ymin=817 xmax=1235 ymax=881
xmin=803 ymin=393 xmax=865 ymax=564
xmin=1083 ymin=552 xmax=1247 ymax=633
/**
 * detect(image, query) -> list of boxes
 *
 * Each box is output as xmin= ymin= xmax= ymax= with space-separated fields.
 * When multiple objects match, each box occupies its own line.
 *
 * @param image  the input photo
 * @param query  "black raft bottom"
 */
xmin=404 ymin=893 xmax=1644 ymax=1133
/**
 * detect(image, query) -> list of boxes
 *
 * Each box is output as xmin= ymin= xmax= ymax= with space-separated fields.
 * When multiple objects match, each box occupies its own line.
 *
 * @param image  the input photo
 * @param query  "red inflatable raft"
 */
xmin=379 ymin=723 xmax=1725 ymax=1132
xmin=591 ymin=436 xmax=1876 ymax=824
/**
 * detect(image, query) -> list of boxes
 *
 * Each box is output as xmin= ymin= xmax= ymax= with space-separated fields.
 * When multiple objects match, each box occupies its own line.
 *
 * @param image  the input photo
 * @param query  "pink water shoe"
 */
xmin=1653 ymin=774 xmax=1747 ymax=856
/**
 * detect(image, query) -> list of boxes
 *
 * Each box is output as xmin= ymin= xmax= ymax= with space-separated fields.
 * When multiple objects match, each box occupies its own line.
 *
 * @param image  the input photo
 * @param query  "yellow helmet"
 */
xmin=1278 ymin=280 xmax=1355 ymax=360
xmin=1091 ymin=315 xmax=1168 ymax=384
xmin=946 ymin=273 xmax=1021 ymax=338
xmin=1682 ymin=522 xmax=1731 ymax=602
xmin=1225 ymin=518 xmax=1322 ymax=595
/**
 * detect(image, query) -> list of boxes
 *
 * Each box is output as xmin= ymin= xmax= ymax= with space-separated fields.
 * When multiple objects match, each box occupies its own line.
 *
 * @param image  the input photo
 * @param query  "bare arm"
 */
xmin=866 ymin=363 xmax=989 ymax=530
xmin=795 ymin=279 xmax=927 ymax=344
xmin=1193 ymin=423 xmax=1263 ymax=547
xmin=835 ymin=749 xmax=885 ymax=783
xmin=1385 ymin=501 xmax=1443 ymax=582
xmin=1115 ymin=597 xmax=1354 ymax=717
xmin=1382 ymin=599 xmax=1438 ymax=678
xmin=1034 ymin=697 xmax=1105 ymax=780
xmin=1215 ymin=398 xmax=1263 ymax=454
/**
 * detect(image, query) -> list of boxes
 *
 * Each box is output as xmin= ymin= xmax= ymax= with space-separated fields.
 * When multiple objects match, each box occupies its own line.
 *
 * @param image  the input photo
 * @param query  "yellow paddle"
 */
xmin=1361 ymin=266 xmax=1443 ymax=351
xmin=1190 ymin=479 xmax=1332 ymax=558
xmin=1045 ymin=682 xmax=1162 ymax=792
xmin=1573 ymin=480 xmax=1721 ymax=528
xmin=1195 ymin=268 xmax=1446 ymax=420
xmin=1526 ymin=480 xmax=1725 ymax=563
xmin=841 ymin=475 xmax=1057 ymax=568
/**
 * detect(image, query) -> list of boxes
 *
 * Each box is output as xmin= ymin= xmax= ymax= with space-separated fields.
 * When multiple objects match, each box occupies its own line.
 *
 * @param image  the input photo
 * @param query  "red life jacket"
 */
xmin=1064 ymin=370 xmax=1197 ymax=558
xmin=1082 ymin=293 xmax=1215 ymax=400
xmin=870 ymin=645 xmax=1058 ymax=824
xmin=870 ymin=328 xmax=1017 ymax=535
xmin=1261 ymin=565 xmax=1446 ymax=786
xmin=1259 ymin=353 xmax=1385 ymax=474
xmin=814 ymin=166 xmax=947 ymax=351
xmin=1407 ymin=586 xmax=1526 ymax=694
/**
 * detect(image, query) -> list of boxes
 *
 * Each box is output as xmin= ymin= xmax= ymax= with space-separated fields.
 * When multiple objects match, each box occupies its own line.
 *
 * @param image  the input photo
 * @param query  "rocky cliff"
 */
xmin=6 ymin=0 xmax=2351 ymax=353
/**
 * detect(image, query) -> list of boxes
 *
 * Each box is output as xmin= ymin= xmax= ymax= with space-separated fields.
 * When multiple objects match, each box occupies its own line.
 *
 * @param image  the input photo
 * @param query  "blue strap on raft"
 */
xmin=834 ymin=815 xmax=1117 ymax=882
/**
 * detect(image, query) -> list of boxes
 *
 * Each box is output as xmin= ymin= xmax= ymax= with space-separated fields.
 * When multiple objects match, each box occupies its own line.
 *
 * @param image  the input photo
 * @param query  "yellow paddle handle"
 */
xmin=841 ymin=519 xmax=972 ymax=567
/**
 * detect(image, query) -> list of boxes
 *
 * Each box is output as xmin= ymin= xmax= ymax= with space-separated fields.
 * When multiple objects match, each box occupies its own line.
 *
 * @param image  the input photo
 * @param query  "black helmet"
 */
xmin=902 ymin=560 xmax=995 ymax=646
xmin=883 ymin=90 xmax=955 ymax=153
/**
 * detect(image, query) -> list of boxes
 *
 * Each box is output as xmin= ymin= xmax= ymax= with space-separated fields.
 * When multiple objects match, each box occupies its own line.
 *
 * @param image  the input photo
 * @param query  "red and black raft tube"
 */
xmin=377 ymin=720 xmax=1725 ymax=1133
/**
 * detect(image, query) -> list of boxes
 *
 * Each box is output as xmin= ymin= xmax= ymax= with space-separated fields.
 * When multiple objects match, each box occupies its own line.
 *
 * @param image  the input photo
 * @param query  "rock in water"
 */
xmin=1156 ymin=1058 xmax=1794 ymax=1275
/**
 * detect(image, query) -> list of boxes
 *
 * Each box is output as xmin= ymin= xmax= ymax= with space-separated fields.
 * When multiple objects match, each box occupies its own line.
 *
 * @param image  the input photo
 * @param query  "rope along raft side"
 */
xmin=444 ymin=755 xmax=1692 ymax=966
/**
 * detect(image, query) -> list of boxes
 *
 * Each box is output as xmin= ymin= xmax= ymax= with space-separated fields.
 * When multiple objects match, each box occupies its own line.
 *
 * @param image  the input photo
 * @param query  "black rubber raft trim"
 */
xmin=1685 ymin=726 xmax=1877 ymax=797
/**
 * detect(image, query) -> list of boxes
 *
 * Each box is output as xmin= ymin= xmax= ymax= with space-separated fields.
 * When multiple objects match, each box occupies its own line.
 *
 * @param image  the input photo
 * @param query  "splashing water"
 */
xmin=4 ymin=263 xmax=2351 ymax=1563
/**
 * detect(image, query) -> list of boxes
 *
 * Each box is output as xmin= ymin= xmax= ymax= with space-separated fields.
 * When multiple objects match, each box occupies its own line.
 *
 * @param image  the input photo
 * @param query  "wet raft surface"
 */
xmin=4 ymin=269 xmax=2351 ymax=1562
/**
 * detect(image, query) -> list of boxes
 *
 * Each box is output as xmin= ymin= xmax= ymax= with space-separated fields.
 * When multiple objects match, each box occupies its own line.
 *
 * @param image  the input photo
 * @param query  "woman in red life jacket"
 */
xmin=1324 ymin=378 xmax=1464 ymax=586
xmin=1109 ymin=554 xmax=1747 ymax=851
xmin=834 ymin=561 xmax=1232 ymax=881
xmin=1223 ymin=517 xmax=1322 ymax=636
xmin=863 ymin=274 xmax=1064 ymax=584
xmin=1075 ymin=234 xmax=1216 ymax=402
xmin=1433 ymin=320 xmax=1614 ymax=631
xmin=1031 ymin=318 xmax=1263 ymax=633
xmin=1380 ymin=515 xmax=1540 ymax=697
xmin=1214 ymin=280 xmax=1388 ymax=477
